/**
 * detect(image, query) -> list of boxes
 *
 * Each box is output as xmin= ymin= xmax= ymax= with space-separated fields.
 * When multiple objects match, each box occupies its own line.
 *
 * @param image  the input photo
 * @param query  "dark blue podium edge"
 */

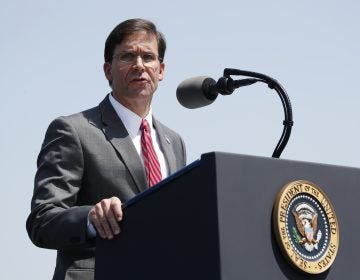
xmin=123 ymin=159 xmax=201 ymax=208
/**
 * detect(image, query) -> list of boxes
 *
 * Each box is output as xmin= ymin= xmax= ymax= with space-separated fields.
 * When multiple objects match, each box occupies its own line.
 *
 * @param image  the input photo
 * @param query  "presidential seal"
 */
xmin=273 ymin=180 xmax=339 ymax=274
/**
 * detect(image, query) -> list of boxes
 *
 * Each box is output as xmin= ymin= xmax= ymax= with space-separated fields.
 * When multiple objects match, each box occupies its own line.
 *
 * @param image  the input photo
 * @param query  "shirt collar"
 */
xmin=109 ymin=93 xmax=153 ymax=139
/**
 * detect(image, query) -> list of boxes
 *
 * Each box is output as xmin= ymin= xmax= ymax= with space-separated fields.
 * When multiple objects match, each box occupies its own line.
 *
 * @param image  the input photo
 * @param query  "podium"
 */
xmin=95 ymin=152 xmax=360 ymax=279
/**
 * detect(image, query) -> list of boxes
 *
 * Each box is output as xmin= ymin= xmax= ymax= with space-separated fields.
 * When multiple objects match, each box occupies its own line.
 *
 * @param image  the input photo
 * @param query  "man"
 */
xmin=26 ymin=18 xmax=186 ymax=280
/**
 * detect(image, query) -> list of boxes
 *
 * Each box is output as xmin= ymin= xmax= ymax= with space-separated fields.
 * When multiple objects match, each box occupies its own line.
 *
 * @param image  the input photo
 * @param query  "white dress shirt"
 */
xmin=109 ymin=93 xmax=169 ymax=179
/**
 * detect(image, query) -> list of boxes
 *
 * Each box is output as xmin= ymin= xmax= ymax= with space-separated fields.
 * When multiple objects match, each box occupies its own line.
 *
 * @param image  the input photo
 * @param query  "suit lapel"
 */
xmin=96 ymin=96 xmax=148 ymax=193
xmin=153 ymin=117 xmax=177 ymax=175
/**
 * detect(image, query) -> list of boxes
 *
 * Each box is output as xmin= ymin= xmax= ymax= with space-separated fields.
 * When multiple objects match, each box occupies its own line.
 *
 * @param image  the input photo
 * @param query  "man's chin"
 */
xmin=128 ymin=85 xmax=154 ymax=96
xmin=128 ymin=89 xmax=154 ymax=100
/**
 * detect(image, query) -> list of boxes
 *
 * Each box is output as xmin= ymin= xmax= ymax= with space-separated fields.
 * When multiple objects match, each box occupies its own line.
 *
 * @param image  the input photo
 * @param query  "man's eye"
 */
xmin=119 ymin=52 xmax=136 ymax=62
xmin=142 ymin=53 xmax=156 ymax=62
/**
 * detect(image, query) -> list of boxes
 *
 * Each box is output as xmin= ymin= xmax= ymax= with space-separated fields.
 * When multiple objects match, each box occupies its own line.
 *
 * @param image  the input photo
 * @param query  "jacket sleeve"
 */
xmin=26 ymin=117 xmax=93 ymax=250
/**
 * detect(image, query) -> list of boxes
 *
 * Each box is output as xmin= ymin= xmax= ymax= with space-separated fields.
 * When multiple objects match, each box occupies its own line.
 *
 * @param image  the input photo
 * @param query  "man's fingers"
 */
xmin=110 ymin=197 xmax=123 ymax=222
xmin=90 ymin=218 xmax=106 ymax=239
xmin=89 ymin=207 xmax=107 ymax=239
xmin=106 ymin=211 xmax=120 ymax=235
xmin=98 ymin=200 xmax=115 ymax=239
xmin=108 ymin=197 xmax=123 ymax=234
xmin=89 ymin=197 xmax=123 ymax=239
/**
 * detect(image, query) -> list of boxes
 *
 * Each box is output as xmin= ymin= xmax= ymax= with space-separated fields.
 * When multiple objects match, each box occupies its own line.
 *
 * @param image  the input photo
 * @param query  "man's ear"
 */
xmin=158 ymin=62 xmax=165 ymax=81
xmin=103 ymin=62 xmax=112 ymax=83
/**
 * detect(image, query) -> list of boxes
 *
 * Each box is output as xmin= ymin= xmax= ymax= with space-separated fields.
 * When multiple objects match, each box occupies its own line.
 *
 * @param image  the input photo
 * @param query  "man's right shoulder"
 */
xmin=68 ymin=105 xmax=101 ymax=125
xmin=50 ymin=95 xmax=109 ymax=130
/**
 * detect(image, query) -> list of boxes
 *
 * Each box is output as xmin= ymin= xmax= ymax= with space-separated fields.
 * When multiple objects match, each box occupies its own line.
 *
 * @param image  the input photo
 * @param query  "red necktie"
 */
xmin=141 ymin=119 xmax=162 ymax=187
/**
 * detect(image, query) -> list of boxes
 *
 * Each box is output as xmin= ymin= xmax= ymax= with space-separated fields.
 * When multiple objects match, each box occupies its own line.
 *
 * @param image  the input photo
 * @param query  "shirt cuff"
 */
xmin=87 ymin=210 xmax=97 ymax=238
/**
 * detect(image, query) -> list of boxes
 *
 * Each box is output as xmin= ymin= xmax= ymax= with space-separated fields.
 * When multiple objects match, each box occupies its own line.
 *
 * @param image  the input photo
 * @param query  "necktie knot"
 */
xmin=141 ymin=119 xmax=149 ymax=133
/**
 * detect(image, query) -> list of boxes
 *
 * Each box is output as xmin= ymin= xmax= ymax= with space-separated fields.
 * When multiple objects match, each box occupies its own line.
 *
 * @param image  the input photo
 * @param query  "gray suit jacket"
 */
xmin=26 ymin=95 xmax=186 ymax=280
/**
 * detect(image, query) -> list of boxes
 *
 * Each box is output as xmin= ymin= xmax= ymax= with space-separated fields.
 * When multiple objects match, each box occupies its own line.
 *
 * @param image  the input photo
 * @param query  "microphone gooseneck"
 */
xmin=176 ymin=68 xmax=293 ymax=158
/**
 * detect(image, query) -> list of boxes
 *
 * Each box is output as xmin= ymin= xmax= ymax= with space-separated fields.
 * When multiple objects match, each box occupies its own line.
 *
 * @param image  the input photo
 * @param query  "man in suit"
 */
xmin=26 ymin=18 xmax=186 ymax=280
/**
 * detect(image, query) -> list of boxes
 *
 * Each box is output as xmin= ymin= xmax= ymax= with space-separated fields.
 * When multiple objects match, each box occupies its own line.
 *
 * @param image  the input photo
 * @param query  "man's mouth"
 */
xmin=130 ymin=77 xmax=148 ymax=83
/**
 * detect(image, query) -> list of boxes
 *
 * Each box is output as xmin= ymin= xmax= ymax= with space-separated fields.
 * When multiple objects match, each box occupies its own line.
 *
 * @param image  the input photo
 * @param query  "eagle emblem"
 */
xmin=292 ymin=203 xmax=322 ymax=252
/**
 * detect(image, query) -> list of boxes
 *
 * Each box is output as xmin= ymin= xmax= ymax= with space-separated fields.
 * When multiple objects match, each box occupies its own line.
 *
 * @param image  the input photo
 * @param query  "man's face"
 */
xmin=104 ymin=31 xmax=165 ymax=109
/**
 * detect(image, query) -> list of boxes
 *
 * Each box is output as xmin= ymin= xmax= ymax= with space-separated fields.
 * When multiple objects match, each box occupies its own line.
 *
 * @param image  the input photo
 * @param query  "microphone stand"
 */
xmin=216 ymin=68 xmax=293 ymax=158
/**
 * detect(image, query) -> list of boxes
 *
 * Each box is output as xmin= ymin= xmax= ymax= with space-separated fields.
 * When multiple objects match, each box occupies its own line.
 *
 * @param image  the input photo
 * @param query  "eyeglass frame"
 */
xmin=112 ymin=51 xmax=163 ymax=67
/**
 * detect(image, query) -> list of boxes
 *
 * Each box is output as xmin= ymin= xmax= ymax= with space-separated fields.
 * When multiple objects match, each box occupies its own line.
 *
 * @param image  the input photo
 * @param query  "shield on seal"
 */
xmin=305 ymin=227 xmax=314 ymax=242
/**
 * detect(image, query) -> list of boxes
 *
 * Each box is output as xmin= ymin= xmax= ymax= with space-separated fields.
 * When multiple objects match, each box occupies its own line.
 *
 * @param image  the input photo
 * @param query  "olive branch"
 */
xmin=292 ymin=227 xmax=302 ymax=243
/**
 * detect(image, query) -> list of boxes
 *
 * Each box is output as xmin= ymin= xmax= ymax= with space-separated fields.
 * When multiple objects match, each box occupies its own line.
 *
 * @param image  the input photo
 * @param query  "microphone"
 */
xmin=176 ymin=76 xmax=218 ymax=109
xmin=176 ymin=75 xmax=258 ymax=109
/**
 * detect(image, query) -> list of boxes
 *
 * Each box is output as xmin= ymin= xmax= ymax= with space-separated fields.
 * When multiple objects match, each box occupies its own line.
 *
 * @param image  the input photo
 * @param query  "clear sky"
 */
xmin=1 ymin=0 xmax=359 ymax=279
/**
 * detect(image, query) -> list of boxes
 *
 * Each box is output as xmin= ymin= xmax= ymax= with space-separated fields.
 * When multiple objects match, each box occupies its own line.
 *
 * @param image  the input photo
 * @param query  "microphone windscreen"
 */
xmin=176 ymin=76 xmax=217 ymax=109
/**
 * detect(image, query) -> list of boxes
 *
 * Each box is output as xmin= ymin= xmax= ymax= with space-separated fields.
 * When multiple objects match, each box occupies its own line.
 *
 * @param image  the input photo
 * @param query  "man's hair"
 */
xmin=104 ymin=18 xmax=166 ymax=63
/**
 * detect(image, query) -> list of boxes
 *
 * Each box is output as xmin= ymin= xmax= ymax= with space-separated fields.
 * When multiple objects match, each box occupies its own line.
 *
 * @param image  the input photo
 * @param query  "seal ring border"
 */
xmin=273 ymin=180 xmax=339 ymax=274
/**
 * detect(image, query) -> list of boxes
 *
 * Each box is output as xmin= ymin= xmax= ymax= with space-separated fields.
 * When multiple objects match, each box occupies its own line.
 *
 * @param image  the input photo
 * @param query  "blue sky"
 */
xmin=1 ymin=0 xmax=359 ymax=278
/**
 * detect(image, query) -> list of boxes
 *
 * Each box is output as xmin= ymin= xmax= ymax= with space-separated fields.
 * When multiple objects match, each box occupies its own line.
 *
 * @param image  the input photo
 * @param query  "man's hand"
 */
xmin=89 ymin=197 xmax=123 ymax=239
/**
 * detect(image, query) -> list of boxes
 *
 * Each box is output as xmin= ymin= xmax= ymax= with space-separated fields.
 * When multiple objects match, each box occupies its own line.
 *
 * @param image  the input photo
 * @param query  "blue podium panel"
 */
xmin=96 ymin=152 xmax=360 ymax=280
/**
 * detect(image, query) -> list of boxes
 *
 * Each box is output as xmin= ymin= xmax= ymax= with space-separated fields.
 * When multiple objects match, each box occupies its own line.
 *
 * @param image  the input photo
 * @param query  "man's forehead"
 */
xmin=117 ymin=31 xmax=158 ymax=50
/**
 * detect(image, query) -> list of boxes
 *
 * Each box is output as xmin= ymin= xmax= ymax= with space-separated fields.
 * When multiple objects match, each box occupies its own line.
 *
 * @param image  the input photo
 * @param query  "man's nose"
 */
xmin=133 ymin=56 xmax=145 ymax=71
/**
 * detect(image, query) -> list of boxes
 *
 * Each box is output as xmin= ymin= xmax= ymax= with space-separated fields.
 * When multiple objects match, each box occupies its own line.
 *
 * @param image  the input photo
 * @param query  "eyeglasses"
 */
xmin=113 ymin=51 xmax=162 ymax=68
